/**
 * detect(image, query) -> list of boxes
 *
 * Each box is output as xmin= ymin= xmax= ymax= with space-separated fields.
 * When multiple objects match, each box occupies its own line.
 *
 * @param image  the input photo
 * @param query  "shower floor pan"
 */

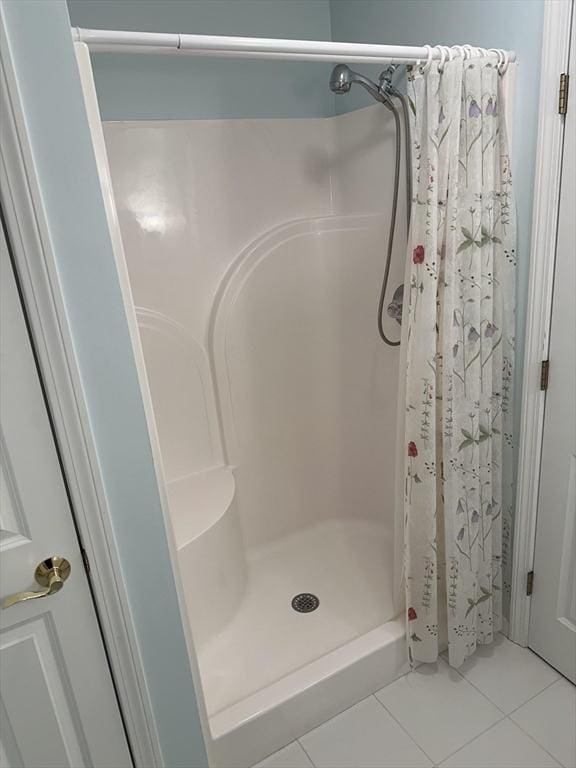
xmin=198 ymin=517 xmax=406 ymax=767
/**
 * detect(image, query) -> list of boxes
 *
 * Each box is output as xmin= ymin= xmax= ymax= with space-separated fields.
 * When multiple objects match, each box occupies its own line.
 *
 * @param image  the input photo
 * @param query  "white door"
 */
xmin=0 ymin=223 xmax=132 ymax=767
xmin=528 ymin=24 xmax=576 ymax=684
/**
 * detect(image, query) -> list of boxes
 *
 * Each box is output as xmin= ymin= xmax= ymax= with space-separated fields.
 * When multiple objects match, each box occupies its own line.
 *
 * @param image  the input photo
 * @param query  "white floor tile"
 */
xmin=511 ymin=678 xmax=576 ymax=768
xmin=439 ymin=718 xmax=560 ymax=767
xmin=299 ymin=695 xmax=432 ymax=768
xmin=375 ymin=659 xmax=503 ymax=764
xmin=456 ymin=634 xmax=559 ymax=713
xmin=253 ymin=741 xmax=313 ymax=768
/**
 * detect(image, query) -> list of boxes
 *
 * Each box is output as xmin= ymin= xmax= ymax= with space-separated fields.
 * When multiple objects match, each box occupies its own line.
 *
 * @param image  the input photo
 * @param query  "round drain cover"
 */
xmin=291 ymin=593 xmax=320 ymax=613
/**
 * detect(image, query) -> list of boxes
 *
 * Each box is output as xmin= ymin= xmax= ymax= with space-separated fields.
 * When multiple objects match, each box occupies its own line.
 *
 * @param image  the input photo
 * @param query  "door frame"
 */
xmin=0 ymin=18 xmax=163 ymax=768
xmin=510 ymin=0 xmax=574 ymax=646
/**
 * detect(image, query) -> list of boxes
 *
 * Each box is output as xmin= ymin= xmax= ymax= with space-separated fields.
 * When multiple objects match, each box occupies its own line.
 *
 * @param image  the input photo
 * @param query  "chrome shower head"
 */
xmin=329 ymin=64 xmax=353 ymax=93
xmin=329 ymin=64 xmax=392 ymax=107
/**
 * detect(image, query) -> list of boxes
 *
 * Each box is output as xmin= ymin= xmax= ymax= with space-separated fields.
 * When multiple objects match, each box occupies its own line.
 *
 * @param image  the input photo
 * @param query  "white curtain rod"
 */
xmin=72 ymin=28 xmax=516 ymax=65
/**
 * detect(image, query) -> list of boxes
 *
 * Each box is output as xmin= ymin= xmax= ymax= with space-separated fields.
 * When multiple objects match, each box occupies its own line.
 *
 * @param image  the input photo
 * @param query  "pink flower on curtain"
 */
xmin=408 ymin=607 xmax=418 ymax=621
xmin=412 ymin=245 xmax=425 ymax=264
xmin=408 ymin=441 xmax=418 ymax=457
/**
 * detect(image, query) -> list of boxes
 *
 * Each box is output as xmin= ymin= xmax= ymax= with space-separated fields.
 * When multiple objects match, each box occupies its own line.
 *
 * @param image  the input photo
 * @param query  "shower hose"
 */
xmin=377 ymin=93 xmax=412 ymax=346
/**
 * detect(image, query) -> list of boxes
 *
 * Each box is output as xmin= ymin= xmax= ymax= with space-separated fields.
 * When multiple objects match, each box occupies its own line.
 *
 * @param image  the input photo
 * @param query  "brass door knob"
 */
xmin=2 ymin=556 xmax=71 ymax=609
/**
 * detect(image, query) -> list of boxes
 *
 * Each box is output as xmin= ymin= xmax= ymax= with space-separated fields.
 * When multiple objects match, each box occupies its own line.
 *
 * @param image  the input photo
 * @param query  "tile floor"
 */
xmin=253 ymin=635 xmax=576 ymax=768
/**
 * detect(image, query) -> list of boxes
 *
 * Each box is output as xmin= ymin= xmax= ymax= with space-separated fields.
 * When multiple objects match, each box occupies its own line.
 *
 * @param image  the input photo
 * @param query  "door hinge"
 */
xmin=559 ymin=73 xmax=569 ymax=115
xmin=526 ymin=570 xmax=534 ymax=596
xmin=80 ymin=547 xmax=91 ymax=574
xmin=540 ymin=360 xmax=550 ymax=390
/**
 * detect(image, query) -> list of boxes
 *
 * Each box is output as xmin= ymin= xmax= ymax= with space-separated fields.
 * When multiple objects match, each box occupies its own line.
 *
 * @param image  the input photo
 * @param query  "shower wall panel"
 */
xmin=211 ymin=215 xmax=395 ymax=549
xmin=104 ymin=118 xmax=333 ymax=483
xmin=103 ymin=107 xmax=401 ymax=551
xmin=331 ymin=105 xmax=409 ymax=218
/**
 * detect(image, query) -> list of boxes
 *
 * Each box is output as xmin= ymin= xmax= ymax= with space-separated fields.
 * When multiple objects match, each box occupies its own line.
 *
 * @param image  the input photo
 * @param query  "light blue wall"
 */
xmin=0 ymin=2 xmax=208 ymax=766
xmin=67 ymin=0 xmax=334 ymax=119
xmin=330 ymin=0 xmax=544 ymax=477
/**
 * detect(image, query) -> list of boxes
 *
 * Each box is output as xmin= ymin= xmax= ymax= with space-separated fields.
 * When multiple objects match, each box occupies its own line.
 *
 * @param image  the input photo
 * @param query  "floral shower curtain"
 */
xmin=403 ymin=57 xmax=516 ymax=668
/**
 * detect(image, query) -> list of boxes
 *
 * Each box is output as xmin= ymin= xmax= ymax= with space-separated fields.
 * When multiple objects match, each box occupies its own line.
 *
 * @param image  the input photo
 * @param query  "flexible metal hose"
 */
xmin=377 ymin=91 xmax=411 ymax=346
xmin=399 ymin=92 xmax=412 ymax=231
xmin=327 ymin=63 xmax=411 ymax=346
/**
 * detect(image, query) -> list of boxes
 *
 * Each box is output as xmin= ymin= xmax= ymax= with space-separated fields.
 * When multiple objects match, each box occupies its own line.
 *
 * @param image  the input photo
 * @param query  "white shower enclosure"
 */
xmin=78 ymin=46 xmax=409 ymax=767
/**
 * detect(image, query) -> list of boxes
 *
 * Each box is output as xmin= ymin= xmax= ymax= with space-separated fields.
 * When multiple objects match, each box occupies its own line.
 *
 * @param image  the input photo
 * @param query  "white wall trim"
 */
xmin=0 ymin=19 xmax=162 ymax=768
xmin=510 ymin=0 xmax=574 ymax=646
xmin=72 ymin=41 xmax=214 ymax=763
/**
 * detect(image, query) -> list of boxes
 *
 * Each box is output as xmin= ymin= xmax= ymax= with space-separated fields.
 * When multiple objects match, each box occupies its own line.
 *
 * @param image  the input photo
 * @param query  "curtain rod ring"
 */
xmin=451 ymin=45 xmax=465 ymax=59
xmin=444 ymin=45 xmax=454 ymax=62
xmin=462 ymin=44 xmax=473 ymax=60
xmin=420 ymin=44 xmax=433 ymax=73
xmin=499 ymin=49 xmax=510 ymax=75
xmin=488 ymin=47 xmax=504 ymax=69
xmin=435 ymin=44 xmax=447 ymax=72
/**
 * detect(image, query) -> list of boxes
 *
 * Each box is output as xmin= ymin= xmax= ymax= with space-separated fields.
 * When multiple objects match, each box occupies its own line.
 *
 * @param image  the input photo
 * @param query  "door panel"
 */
xmin=528 ymin=18 xmax=576 ymax=682
xmin=0 ymin=224 xmax=132 ymax=767
xmin=557 ymin=455 xmax=576 ymax=625
xmin=0 ymin=437 xmax=31 ymax=551
xmin=1 ymin=617 xmax=87 ymax=768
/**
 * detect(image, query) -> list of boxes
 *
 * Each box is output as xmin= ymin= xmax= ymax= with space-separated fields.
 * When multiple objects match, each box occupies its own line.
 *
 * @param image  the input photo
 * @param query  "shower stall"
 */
xmin=101 ymin=103 xmax=408 ymax=767
xmin=74 ymin=31 xmax=516 ymax=768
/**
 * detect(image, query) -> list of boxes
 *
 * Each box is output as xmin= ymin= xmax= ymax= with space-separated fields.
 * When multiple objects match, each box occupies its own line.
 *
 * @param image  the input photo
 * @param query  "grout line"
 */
xmin=371 ymin=692 xmax=440 ymax=765
xmin=455 ymin=660 xmax=561 ymax=720
xmin=290 ymin=670 xmax=410 ymax=762
xmin=439 ymin=637 xmax=564 ymax=719
xmin=283 ymin=661 xmax=567 ymax=768
xmin=375 ymin=659 xmax=510 ymax=765
xmin=296 ymin=737 xmax=316 ymax=767
xmin=506 ymin=676 xmax=561 ymax=717
xmin=508 ymin=683 xmax=571 ymax=768
xmin=435 ymin=656 xmax=509 ymax=715
xmin=404 ymin=661 xmax=564 ymax=767
xmin=434 ymin=715 xmax=510 ymax=766
xmin=507 ymin=717 xmax=564 ymax=768
xmin=436 ymin=654 xmax=561 ymax=719
xmin=294 ymin=691 xmax=396 ymax=767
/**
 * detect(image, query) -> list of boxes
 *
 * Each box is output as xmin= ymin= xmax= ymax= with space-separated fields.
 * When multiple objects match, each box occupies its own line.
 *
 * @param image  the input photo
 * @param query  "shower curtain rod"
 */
xmin=72 ymin=28 xmax=516 ymax=65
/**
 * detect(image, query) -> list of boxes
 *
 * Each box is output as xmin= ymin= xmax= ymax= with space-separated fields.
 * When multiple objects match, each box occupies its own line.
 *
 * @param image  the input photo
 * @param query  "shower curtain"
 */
xmin=403 ymin=56 xmax=516 ymax=668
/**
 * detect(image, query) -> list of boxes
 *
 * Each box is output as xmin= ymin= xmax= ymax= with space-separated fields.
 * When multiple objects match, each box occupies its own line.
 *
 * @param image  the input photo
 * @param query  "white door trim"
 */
xmin=510 ymin=0 xmax=574 ymax=646
xmin=71 ymin=41 xmax=213 ymax=762
xmin=0 ymin=17 xmax=162 ymax=768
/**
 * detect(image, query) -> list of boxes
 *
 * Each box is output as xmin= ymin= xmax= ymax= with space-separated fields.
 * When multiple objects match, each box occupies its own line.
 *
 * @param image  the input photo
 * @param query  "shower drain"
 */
xmin=291 ymin=593 xmax=320 ymax=613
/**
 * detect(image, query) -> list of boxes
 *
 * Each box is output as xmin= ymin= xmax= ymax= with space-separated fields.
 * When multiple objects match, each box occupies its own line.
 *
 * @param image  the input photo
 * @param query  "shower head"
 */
xmin=329 ymin=64 xmax=354 ymax=93
xmin=329 ymin=64 xmax=392 ymax=106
